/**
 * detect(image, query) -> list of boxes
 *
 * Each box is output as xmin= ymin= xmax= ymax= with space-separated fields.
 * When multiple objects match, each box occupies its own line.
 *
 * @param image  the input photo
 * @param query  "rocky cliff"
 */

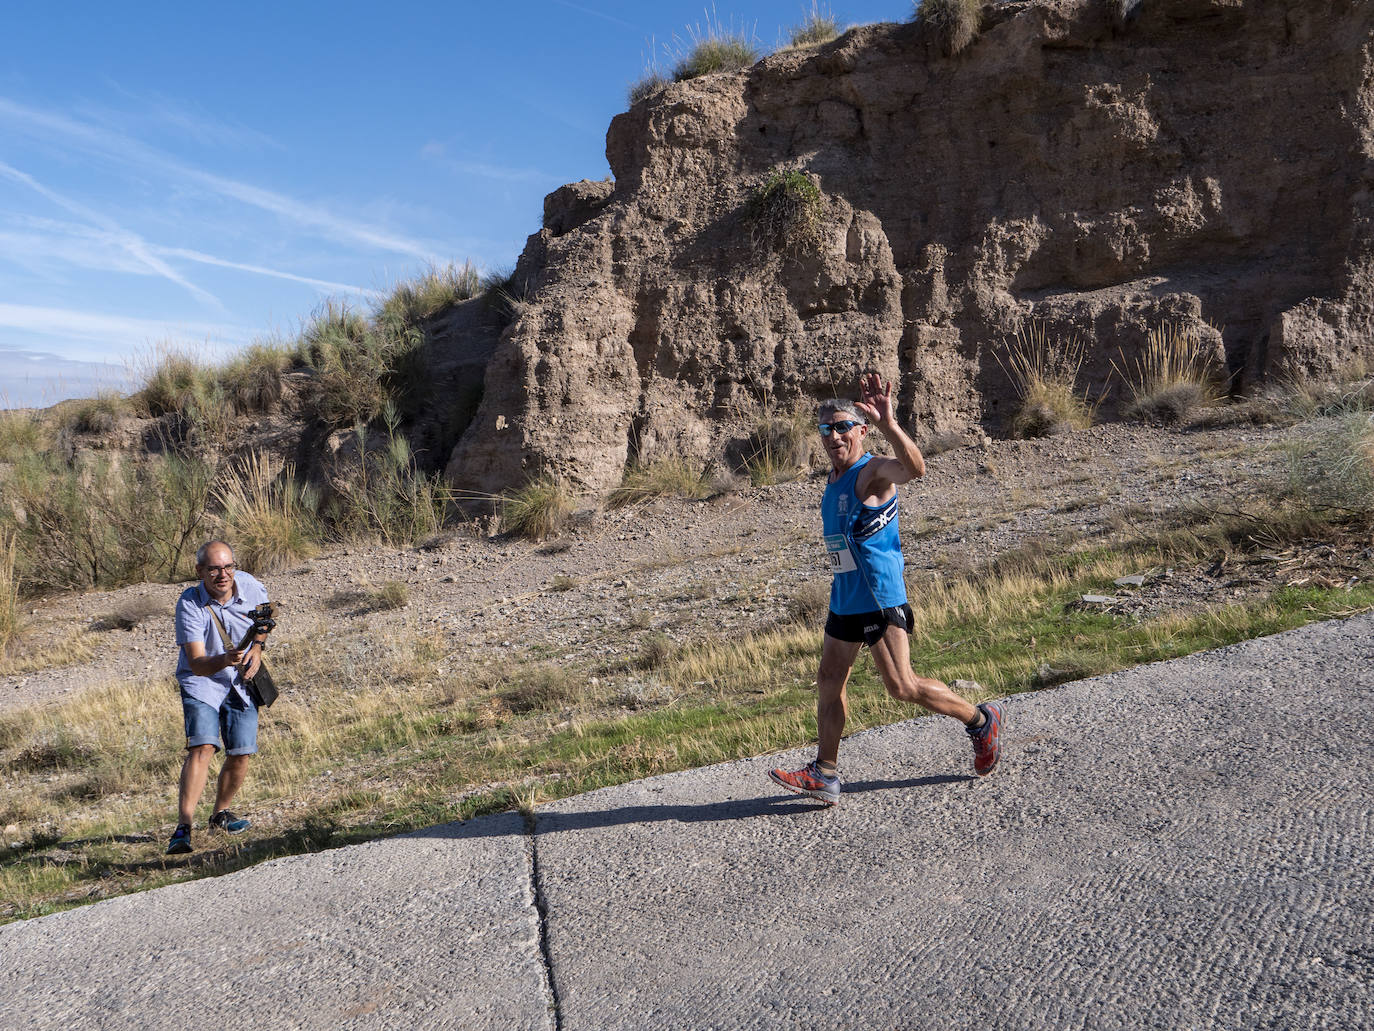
xmin=445 ymin=0 xmax=1374 ymax=497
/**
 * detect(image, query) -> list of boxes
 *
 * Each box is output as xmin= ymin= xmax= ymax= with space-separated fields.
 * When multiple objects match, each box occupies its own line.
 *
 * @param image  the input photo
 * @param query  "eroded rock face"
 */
xmin=446 ymin=0 xmax=1374 ymax=497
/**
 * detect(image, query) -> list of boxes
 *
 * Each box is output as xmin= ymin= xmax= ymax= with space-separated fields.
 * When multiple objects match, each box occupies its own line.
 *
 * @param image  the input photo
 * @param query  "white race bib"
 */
xmin=824 ymin=533 xmax=857 ymax=575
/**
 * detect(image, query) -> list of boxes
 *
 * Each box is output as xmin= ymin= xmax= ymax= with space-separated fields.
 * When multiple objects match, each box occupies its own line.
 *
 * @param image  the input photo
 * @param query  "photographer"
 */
xmin=166 ymin=540 xmax=270 ymax=855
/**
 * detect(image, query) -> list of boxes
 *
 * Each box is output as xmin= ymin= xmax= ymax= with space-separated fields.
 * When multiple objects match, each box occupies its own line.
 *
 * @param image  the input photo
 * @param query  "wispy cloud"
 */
xmin=0 ymin=348 xmax=135 ymax=409
xmin=549 ymin=0 xmax=643 ymax=32
xmin=0 ymin=302 xmax=255 ymax=358
xmin=419 ymin=142 xmax=559 ymax=185
xmin=0 ymin=96 xmax=442 ymax=261
xmin=0 ymin=160 xmax=223 ymax=308
xmin=154 ymin=246 xmax=381 ymax=298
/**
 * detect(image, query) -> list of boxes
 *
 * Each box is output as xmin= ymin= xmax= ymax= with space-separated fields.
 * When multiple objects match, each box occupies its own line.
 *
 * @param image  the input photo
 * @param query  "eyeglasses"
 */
xmin=203 ymin=564 xmax=235 ymax=575
xmin=818 ymin=420 xmax=862 ymax=437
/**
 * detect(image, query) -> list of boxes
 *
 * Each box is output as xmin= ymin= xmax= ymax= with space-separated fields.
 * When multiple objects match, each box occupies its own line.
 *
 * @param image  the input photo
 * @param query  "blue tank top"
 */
xmin=822 ymin=453 xmax=907 ymax=614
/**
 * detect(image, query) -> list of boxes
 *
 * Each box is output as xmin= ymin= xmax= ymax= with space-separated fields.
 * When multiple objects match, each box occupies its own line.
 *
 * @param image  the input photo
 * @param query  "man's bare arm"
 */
xmin=853 ymin=372 xmax=927 ymax=498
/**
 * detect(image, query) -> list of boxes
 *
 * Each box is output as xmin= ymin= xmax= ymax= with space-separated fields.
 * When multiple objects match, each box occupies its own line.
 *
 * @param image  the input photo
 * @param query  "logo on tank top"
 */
xmin=837 ymin=494 xmax=849 ymax=515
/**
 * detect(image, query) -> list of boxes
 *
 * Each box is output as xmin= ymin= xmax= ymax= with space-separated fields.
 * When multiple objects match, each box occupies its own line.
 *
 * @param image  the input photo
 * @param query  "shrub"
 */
xmin=915 ymin=0 xmax=983 ymax=56
xmin=1282 ymin=357 xmax=1374 ymax=421
xmin=325 ymin=408 xmax=448 ymax=546
xmin=0 ymin=530 xmax=17 ymax=656
xmin=137 ymin=350 xmax=216 ymax=419
xmin=1283 ymin=412 xmax=1374 ymax=517
xmin=213 ymin=451 xmax=320 ymax=575
xmin=1118 ymin=322 xmax=1223 ymax=425
xmin=608 ymin=457 xmax=714 ymax=508
xmin=500 ymin=474 xmax=575 ymax=540
xmin=0 ymin=410 xmax=45 ymax=464
xmin=628 ymin=71 xmax=670 ymax=105
xmin=379 ymin=261 xmax=482 ymax=327
xmin=67 ymin=392 xmax=129 ymax=435
xmin=219 ymin=343 xmax=291 ymax=414
xmin=739 ymin=410 xmax=811 ymax=486
xmin=787 ymin=3 xmax=840 ymax=48
xmin=500 ymin=664 xmax=581 ymax=713
xmin=998 ymin=323 xmax=1093 ymax=438
xmin=373 ymin=580 xmax=409 ymax=610
xmin=747 ymin=169 xmax=825 ymax=254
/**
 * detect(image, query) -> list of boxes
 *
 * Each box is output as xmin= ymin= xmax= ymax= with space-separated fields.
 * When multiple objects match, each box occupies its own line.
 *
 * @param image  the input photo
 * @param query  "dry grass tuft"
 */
xmin=0 ymin=531 xmax=18 ymax=657
xmin=608 ymin=457 xmax=713 ymax=509
xmin=786 ymin=3 xmax=840 ymax=48
xmin=999 ymin=323 xmax=1093 ymax=438
xmin=213 ymin=452 xmax=320 ymax=574
xmin=500 ymin=474 xmax=575 ymax=540
xmin=1117 ymin=322 xmax=1224 ymax=425
xmin=916 ymin=0 xmax=983 ymax=56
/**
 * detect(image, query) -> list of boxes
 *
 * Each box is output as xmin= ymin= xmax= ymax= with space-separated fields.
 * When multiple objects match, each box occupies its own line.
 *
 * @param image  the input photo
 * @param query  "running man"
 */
xmin=768 ymin=372 xmax=1003 ymax=805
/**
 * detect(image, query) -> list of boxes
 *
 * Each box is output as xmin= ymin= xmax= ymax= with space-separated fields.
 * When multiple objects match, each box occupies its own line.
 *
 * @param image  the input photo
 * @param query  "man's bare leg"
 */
xmin=213 ymin=754 xmax=251 ymax=815
xmin=867 ymin=624 xmax=979 ymax=724
xmin=177 ymin=744 xmax=216 ymax=827
xmin=816 ymin=634 xmax=862 ymax=764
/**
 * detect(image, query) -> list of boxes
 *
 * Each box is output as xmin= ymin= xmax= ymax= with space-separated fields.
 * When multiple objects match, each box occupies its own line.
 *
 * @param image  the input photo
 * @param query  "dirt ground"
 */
xmin=3 ymin=417 xmax=1368 ymax=713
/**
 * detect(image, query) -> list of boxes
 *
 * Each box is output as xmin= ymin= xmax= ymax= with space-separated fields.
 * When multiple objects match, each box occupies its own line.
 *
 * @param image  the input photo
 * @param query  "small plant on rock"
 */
xmin=787 ymin=3 xmax=840 ymax=48
xmin=998 ymin=323 xmax=1094 ymax=438
xmin=670 ymin=14 xmax=760 ymax=81
xmin=747 ymin=169 xmax=825 ymax=254
xmin=915 ymin=0 xmax=983 ymax=56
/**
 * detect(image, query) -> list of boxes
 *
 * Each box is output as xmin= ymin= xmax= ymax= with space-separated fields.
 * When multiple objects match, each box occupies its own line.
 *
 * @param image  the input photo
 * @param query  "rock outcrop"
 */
xmin=446 ymin=0 xmax=1374 ymax=497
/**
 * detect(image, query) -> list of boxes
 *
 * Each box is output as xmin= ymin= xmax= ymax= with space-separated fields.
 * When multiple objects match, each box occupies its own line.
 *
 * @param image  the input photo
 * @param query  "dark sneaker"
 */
xmin=209 ymin=810 xmax=250 ymax=834
xmin=968 ymin=701 xmax=1004 ymax=777
xmin=166 ymin=823 xmax=192 ymax=855
xmin=768 ymin=761 xmax=841 ymax=805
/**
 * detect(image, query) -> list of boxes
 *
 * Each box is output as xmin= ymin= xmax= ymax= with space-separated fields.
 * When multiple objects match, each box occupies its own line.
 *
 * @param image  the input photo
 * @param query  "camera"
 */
xmin=236 ymin=602 xmax=277 ymax=650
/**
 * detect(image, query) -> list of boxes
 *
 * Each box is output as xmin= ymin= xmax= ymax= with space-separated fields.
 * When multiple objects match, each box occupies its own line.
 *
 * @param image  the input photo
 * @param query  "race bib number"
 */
xmin=825 ymin=533 xmax=857 ymax=575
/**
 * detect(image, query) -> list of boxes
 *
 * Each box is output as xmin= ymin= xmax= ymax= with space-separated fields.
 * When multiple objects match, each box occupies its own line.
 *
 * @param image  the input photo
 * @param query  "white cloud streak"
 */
xmin=0 ymin=302 xmax=255 ymax=357
xmin=0 ymin=97 xmax=442 ymax=261
xmin=0 ymin=160 xmax=222 ymax=308
xmin=549 ymin=0 xmax=643 ymax=32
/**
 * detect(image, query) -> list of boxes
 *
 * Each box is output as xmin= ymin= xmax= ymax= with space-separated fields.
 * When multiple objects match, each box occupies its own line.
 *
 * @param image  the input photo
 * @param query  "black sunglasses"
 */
xmin=818 ymin=420 xmax=862 ymax=437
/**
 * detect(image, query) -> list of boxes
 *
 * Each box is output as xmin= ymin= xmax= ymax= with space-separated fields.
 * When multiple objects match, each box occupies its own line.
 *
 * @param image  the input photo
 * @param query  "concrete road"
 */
xmin=2 ymin=614 xmax=1371 ymax=1030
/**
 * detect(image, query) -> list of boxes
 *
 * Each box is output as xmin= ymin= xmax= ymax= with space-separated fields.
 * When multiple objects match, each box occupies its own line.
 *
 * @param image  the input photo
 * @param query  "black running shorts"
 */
xmin=824 ymin=604 xmax=915 ymax=647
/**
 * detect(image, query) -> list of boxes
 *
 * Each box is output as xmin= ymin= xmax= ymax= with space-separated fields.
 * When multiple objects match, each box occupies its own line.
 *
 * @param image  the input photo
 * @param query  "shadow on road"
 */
xmin=409 ymin=773 xmax=972 ymax=840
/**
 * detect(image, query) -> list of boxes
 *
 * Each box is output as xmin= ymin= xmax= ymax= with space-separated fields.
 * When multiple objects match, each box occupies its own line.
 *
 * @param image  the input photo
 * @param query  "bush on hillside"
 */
xmin=787 ymin=3 xmax=841 ymax=48
xmin=747 ymin=170 xmax=825 ymax=254
xmin=1117 ymin=323 xmax=1224 ymax=425
xmin=999 ymin=323 xmax=1094 ymax=438
xmin=671 ymin=18 xmax=760 ymax=81
xmin=915 ymin=0 xmax=983 ymax=56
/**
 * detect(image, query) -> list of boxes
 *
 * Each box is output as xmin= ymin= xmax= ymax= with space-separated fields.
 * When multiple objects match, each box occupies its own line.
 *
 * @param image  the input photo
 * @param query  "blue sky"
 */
xmin=0 ymin=1 xmax=904 ymax=409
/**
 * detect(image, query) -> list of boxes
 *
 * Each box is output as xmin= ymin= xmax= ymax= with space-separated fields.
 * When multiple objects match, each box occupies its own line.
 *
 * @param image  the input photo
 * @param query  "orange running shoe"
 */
xmin=768 ymin=761 xmax=841 ymax=805
xmin=968 ymin=701 xmax=1004 ymax=776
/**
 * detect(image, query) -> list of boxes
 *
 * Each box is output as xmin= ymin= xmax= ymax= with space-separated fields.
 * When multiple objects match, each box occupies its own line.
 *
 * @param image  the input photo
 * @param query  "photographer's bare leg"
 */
xmin=176 ymin=744 xmax=216 ymax=827
xmin=213 ymin=754 xmax=250 ymax=814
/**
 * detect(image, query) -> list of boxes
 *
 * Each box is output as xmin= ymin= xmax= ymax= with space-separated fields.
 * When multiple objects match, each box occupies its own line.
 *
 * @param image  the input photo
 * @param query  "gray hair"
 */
xmin=195 ymin=540 xmax=234 ymax=568
xmin=818 ymin=399 xmax=866 ymax=423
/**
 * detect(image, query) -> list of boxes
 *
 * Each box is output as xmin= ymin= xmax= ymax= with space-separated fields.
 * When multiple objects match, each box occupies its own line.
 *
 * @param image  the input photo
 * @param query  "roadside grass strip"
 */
xmin=2 ymin=553 xmax=1371 ymax=922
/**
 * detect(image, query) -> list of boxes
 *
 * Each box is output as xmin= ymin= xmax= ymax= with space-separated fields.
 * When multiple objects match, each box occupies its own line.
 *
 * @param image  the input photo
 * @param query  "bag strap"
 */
xmin=206 ymin=606 xmax=245 ymax=686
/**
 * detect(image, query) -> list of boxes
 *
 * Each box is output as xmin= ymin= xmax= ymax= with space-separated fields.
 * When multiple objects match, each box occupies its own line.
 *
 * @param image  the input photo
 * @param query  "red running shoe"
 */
xmin=768 ymin=761 xmax=841 ymax=805
xmin=968 ymin=701 xmax=1004 ymax=776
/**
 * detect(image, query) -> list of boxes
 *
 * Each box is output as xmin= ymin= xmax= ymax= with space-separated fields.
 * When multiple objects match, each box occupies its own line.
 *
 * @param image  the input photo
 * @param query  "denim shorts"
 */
xmin=181 ymin=690 xmax=258 ymax=755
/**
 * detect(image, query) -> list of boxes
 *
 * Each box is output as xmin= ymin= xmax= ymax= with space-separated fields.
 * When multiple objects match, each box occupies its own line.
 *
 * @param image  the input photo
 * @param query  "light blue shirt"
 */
xmin=174 ymin=571 xmax=270 ymax=709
